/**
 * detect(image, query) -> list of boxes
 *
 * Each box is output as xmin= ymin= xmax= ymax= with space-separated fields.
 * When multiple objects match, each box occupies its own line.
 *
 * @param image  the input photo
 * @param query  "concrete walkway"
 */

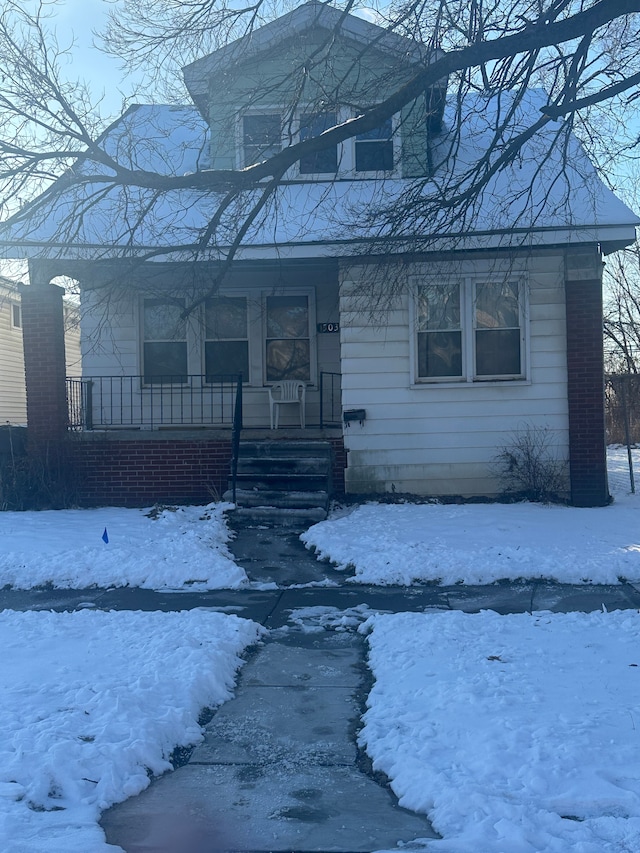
xmin=101 ymin=628 xmax=436 ymax=852
xmin=3 ymin=514 xmax=640 ymax=852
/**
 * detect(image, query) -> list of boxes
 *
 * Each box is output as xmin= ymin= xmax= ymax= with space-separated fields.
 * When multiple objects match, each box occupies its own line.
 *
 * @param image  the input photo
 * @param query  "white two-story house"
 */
xmin=0 ymin=1 xmax=637 ymax=507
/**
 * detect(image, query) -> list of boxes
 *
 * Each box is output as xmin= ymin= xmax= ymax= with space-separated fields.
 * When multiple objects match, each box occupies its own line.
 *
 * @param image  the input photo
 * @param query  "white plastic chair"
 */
xmin=268 ymin=380 xmax=306 ymax=429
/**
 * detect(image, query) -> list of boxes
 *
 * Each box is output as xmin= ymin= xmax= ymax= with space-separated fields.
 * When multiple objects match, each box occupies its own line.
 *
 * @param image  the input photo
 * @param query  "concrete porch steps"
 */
xmin=224 ymin=440 xmax=333 ymax=518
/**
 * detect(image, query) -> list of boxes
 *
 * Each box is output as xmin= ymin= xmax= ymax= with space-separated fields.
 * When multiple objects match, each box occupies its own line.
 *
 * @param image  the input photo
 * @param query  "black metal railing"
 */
xmin=65 ymin=375 xmax=242 ymax=430
xmin=230 ymin=376 xmax=243 ymax=503
xmin=320 ymin=371 xmax=342 ymax=427
xmin=66 ymin=378 xmax=90 ymax=431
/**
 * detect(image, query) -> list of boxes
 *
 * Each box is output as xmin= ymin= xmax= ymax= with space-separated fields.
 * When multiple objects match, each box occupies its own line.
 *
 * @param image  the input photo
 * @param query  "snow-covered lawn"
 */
xmin=302 ymin=446 xmax=640 ymax=585
xmin=0 ymin=609 xmax=262 ymax=852
xmin=0 ymin=502 xmax=247 ymax=590
xmin=1 ymin=449 xmax=640 ymax=852
xmin=363 ymin=609 xmax=640 ymax=853
xmin=1 ymin=446 xmax=638 ymax=591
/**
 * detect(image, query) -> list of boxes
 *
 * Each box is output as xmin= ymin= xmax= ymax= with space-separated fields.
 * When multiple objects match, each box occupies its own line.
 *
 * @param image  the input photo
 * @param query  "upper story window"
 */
xmin=10 ymin=303 xmax=21 ymax=329
xmin=299 ymin=111 xmax=339 ymax=175
xmin=242 ymin=113 xmax=282 ymax=166
xmin=355 ymin=117 xmax=394 ymax=172
xmin=142 ymin=298 xmax=188 ymax=384
xmin=239 ymin=108 xmax=398 ymax=177
xmin=415 ymin=278 xmax=525 ymax=383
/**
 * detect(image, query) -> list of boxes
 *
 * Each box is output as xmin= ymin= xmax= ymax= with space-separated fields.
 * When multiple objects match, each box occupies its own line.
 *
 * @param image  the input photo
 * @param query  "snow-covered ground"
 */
xmin=0 ymin=446 xmax=638 ymax=591
xmin=302 ymin=446 xmax=640 ymax=585
xmin=0 ymin=448 xmax=639 ymax=851
xmin=0 ymin=502 xmax=247 ymax=590
xmin=0 ymin=609 xmax=262 ymax=852
xmin=363 ymin=609 xmax=640 ymax=853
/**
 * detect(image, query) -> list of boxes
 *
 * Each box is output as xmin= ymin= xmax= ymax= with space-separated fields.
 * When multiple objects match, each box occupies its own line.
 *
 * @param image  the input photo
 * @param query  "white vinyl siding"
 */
xmin=340 ymin=254 xmax=568 ymax=497
xmin=0 ymin=285 xmax=81 ymax=425
xmin=0 ymin=296 xmax=27 ymax=424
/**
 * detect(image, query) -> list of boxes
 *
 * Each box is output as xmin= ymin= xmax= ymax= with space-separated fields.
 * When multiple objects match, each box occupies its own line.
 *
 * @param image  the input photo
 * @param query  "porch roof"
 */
xmin=0 ymin=91 xmax=637 ymax=262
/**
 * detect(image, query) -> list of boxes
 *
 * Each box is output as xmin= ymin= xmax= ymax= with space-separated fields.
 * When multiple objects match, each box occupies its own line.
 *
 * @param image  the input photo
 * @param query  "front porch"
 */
xmin=68 ymin=426 xmax=345 ymax=508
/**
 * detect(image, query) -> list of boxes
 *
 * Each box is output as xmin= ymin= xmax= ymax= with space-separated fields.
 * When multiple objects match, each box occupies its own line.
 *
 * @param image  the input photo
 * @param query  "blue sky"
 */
xmin=44 ymin=0 xmax=133 ymax=118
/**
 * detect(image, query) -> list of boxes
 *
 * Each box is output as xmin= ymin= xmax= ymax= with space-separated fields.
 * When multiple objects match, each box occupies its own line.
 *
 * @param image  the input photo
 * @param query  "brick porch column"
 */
xmin=565 ymin=247 xmax=608 ymax=507
xmin=19 ymin=272 xmax=68 ymax=448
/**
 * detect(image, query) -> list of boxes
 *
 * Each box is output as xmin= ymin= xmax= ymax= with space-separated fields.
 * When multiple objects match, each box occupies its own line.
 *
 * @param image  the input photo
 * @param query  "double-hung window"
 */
xmin=355 ymin=117 xmax=394 ymax=172
xmin=265 ymin=295 xmax=310 ymax=382
xmin=205 ymin=296 xmax=249 ymax=382
xmin=474 ymin=281 xmax=522 ymax=377
xmin=10 ymin=303 xmax=21 ymax=329
xmin=242 ymin=114 xmax=281 ymax=167
xmin=299 ymin=111 xmax=338 ymax=175
xmin=415 ymin=277 xmax=525 ymax=382
xmin=143 ymin=298 xmax=188 ymax=384
xmin=416 ymin=282 xmax=463 ymax=379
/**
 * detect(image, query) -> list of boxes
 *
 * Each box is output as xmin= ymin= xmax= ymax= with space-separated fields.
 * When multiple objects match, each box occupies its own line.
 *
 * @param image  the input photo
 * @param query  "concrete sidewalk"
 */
xmin=1 ymin=512 xmax=638 ymax=624
xmin=0 ymin=579 xmax=638 ymax=626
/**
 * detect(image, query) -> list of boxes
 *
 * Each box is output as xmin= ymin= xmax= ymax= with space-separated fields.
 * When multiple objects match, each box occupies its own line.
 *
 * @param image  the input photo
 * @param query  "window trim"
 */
xmin=262 ymin=289 xmax=317 ymax=385
xmin=410 ymin=275 xmax=528 ymax=385
xmin=203 ymin=294 xmax=251 ymax=384
xmin=239 ymin=109 xmax=284 ymax=169
xmin=238 ymin=106 xmax=400 ymax=178
xmin=140 ymin=296 xmax=190 ymax=386
xmin=10 ymin=302 xmax=21 ymax=330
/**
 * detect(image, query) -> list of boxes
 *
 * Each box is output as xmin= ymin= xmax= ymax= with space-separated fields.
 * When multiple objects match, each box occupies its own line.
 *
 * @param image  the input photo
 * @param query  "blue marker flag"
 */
xmin=102 ymin=527 xmax=109 ymax=544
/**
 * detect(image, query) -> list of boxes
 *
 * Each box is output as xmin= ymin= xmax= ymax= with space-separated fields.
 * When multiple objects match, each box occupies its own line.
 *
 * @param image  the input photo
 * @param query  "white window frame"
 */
xmin=294 ymin=107 xmax=346 ymax=179
xmin=203 ymin=293 xmax=252 ymax=384
xmin=237 ymin=107 xmax=400 ymax=178
xmin=238 ymin=110 xmax=284 ymax=169
xmin=139 ymin=297 xmax=190 ymax=386
xmin=351 ymin=113 xmax=401 ymax=177
xmin=10 ymin=302 xmax=21 ymax=330
xmin=410 ymin=275 xmax=528 ymax=385
xmin=262 ymin=289 xmax=317 ymax=385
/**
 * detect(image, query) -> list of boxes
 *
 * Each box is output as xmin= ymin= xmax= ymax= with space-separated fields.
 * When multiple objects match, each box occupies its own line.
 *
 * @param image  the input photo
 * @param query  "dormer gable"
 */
xmin=182 ymin=2 xmax=446 ymax=179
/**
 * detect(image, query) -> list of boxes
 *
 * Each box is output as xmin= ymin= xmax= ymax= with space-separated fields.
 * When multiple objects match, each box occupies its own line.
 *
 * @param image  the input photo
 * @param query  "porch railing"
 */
xmin=230 ymin=377 xmax=243 ymax=503
xmin=66 ymin=372 xmax=342 ymax=431
xmin=320 ymin=371 xmax=342 ymax=427
xmin=66 ymin=375 xmax=243 ymax=430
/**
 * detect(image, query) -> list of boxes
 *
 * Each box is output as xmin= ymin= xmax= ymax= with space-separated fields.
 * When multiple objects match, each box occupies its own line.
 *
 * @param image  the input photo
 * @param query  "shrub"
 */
xmin=494 ymin=426 xmax=569 ymax=503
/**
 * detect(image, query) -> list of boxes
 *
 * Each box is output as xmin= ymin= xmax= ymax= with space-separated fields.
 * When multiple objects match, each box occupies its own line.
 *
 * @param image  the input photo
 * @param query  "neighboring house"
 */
xmin=0 ymin=278 xmax=27 ymax=425
xmin=0 ymin=277 xmax=81 ymax=425
xmin=0 ymin=2 xmax=637 ymax=507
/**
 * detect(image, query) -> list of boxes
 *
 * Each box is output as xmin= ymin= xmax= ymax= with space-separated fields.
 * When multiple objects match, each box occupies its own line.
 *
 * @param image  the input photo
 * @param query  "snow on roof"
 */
xmin=0 ymin=90 xmax=636 ymax=262
xmin=96 ymin=104 xmax=211 ymax=175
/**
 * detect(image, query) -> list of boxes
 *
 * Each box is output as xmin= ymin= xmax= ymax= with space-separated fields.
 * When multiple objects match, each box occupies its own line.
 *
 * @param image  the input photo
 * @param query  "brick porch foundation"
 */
xmin=69 ymin=433 xmax=346 ymax=508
